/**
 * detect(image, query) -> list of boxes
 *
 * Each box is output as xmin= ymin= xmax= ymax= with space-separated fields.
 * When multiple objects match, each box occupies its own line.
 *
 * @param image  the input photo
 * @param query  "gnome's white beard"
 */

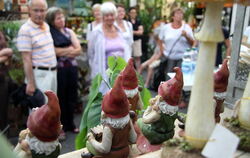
xmin=101 ymin=114 xmax=130 ymax=129
xmin=214 ymin=91 xmax=227 ymax=100
xmin=25 ymin=135 xmax=60 ymax=156
xmin=158 ymin=101 xmax=178 ymax=116
xmin=124 ymin=87 xmax=138 ymax=98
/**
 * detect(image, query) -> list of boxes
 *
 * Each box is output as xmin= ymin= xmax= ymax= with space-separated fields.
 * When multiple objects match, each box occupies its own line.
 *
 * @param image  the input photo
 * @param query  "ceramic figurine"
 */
xmin=14 ymin=91 xmax=61 ymax=158
xmin=214 ymin=59 xmax=229 ymax=123
xmin=136 ymin=67 xmax=183 ymax=152
xmin=81 ymin=75 xmax=137 ymax=158
xmin=121 ymin=58 xmax=144 ymax=113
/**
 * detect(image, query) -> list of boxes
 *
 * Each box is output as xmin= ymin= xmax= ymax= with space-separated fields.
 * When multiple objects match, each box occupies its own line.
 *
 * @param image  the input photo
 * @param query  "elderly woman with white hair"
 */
xmin=88 ymin=2 xmax=126 ymax=94
xmin=86 ymin=3 xmax=102 ymax=41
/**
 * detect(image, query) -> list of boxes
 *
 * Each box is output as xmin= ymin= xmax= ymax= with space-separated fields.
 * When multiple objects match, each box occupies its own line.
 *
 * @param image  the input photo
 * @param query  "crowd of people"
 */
xmin=1 ymin=0 xmax=243 ymax=142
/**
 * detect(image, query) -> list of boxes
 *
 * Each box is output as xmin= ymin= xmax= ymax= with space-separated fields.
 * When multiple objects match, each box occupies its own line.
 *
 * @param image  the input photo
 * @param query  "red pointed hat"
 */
xmin=27 ymin=91 xmax=61 ymax=142
xmin=214 ymin=59 xmax=229 ymax=93
xmin=121 ymin=58 xmax=138 ymax=90
xmin=158 ymin=67 xmax=183 ymax=106
xmin=102 ymin=75 xmax=130 ymax=118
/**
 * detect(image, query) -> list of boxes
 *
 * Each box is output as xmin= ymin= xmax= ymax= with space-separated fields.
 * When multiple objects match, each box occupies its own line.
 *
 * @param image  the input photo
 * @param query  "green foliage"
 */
xmin=138 ymin=0 xmax=163 ymax=36
xmin=165 ymin=138 xmax=195 ymax=152
xmin=76 ymin=74 xmax=103 ymax=149
xmin=8 ymin=68 xmax=24 ymax=85
xmin=107 ymin=56 xmax=127 ymax=87
xmin=0 ymin=21 xmax=24 ymax=84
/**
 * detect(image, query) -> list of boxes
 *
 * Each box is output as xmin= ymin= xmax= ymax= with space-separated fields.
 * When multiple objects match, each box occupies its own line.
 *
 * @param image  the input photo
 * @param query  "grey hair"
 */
xmin=100 ymin=2 xmax=117 ymax=17
xmin=28 ymin=0 xmax=48 ymax=8
xmin=45 ymin=7 xmax=64 ymax=27
xmin=92 ymin=3 xmax=101 ymax=11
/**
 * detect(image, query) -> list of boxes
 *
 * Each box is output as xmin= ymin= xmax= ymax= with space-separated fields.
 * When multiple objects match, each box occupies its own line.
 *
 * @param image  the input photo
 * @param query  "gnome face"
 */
xmin=158 ymin=67 xmax=183 ymax=106
xmin=27 ymin=91 xmax=61 ymax=142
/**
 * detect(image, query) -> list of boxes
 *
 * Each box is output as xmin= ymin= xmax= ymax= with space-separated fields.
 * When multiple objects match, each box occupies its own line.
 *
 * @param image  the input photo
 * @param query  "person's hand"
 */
xmin=26 ymin=83 xmax=35 ymax=96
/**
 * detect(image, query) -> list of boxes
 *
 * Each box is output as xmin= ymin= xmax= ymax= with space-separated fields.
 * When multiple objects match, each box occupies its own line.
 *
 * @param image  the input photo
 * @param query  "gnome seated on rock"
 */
xmin=137 ymin=67 xmax=183 ymax=145
xmin=214 ymin=59 xmax=229 ymax=123
xmin=14 ymin=91 xmax=62 ymax=158
xmin=81 ymin=75 xmax=137 ymax=158
xmin=121 ymin=58 xmax=144 ymax=113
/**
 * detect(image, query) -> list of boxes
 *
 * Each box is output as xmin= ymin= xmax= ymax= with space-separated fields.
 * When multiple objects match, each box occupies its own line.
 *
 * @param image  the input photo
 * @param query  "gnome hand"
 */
xmin=87 ymin=132 xmax=95 ymax=141
xmin=152 ymin=105 xmax=159 ymax=112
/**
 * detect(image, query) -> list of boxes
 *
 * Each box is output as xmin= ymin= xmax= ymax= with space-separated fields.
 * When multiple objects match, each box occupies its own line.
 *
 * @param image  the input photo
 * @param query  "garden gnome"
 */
xmin=121 ymin=58 xmax=144 ymax=112
xmin=81 ymin=75 xmax=137 ymax=158
xmin=214 ymin=59 xmax=229 ymax=123
xmin=136 ymin=67 xmax=183 ymax=151
xmin=14 ymin=91 xmax=61 ymax=158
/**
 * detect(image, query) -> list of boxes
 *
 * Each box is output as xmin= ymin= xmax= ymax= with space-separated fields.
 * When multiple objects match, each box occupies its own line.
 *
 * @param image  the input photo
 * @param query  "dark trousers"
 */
xmin=0 ymin=66 xmax=9 ymax=131
xmin=57 ymin=66 xmax=78 ymax=131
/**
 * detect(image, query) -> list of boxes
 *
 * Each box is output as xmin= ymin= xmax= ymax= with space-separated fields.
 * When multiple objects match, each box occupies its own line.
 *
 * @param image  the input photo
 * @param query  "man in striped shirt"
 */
xmin=17 ymin=0 xmax=57 ymax=98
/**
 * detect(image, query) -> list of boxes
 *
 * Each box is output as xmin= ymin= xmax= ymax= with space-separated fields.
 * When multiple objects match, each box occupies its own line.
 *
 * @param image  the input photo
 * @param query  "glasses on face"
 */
xmin=32 ymin=8 xmax=47 ymax=13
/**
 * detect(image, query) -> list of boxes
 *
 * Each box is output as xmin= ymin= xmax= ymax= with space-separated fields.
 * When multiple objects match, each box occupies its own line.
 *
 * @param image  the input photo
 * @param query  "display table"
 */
xmin=58 ymin=107 xmax=250 ymax=158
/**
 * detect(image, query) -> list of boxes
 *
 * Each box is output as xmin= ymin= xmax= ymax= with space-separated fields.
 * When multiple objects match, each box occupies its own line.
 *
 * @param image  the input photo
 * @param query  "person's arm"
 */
xmin=224 ymin=38 xmax=231 ymax=57
xmin=67 ymin=29 xmax=81 ymax=58
xmin=134 ymin=25 xmax=143 ymax=36
xmin=55 ymin=46 xmax=74 ymax=57
xmin=88 ymin=126 xmax=113 ymax=154
xmin=182 ymin=30 xmax=194 ymax=46
xmin=0 ymin=48 xmax=12 ymax=63
xmin=21 ymin=51 xmax=36 ymax=96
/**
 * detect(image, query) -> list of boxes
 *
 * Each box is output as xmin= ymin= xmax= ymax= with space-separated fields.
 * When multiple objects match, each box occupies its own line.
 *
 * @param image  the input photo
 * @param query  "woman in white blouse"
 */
xmin=115 ymin=4 xmax=133 ymax=62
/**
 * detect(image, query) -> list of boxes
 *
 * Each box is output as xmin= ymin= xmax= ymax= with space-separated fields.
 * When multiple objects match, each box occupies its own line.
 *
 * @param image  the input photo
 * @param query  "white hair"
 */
xmin=28 ymin=0 xmax=48 ymax=8
xmin=100 ymin=2 xmax=117 ymax=17
xmin=92 ymin=3 xmax=101 ymax=11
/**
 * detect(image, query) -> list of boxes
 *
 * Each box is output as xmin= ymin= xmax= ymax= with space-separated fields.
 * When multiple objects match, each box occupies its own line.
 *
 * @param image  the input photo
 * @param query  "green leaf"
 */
xmin=75 ymin=127 xmax=87 ymax=149
xmin=75 ymin=93 xmax=102 ymax=149
xmin=109 ymin=69 xmax=121 ymax=87
xmin=140 ymin=88 xmax=152 ymax=109
xmin=79 ymin=74 xmax=102 ymax=131
xmin=107 ymin=56 xmax=127 ymax=72
xmin=86 ymin=93 xmax=102 ymax=128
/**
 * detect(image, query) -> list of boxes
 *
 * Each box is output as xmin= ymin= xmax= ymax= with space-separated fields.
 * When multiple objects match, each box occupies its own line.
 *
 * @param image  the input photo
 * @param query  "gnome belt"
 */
xmin=110 ymin=145 xmax=127 ymax=151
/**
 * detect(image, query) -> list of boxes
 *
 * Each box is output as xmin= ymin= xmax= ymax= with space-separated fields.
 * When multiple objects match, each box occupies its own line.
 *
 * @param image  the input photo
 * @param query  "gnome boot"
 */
xmin=81 ymin=152 xmax=94 ymax=158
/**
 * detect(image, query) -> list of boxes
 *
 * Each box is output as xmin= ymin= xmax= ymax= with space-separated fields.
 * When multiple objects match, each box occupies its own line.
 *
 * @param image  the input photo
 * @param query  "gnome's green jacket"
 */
xmin=137 ymin=96 xmax=178 ymax=144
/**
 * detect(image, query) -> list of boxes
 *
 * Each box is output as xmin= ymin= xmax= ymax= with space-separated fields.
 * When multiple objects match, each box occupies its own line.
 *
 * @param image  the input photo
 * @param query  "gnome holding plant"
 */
xmin=14 ymin=91 xmax=62 ymax=158
xmin=214 ymin=59 xmax=229 ymax=123
xmin=121 ymin=58 xmax=144 ymax=113
xmin=81 ymin=75 xmax=137 ymax=158
xmin=137 ymin=67 xmax=183 ymax=148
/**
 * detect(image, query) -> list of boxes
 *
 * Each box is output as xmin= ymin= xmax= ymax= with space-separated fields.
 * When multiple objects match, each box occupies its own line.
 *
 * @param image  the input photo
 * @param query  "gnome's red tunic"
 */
xmin=214 ymin=59 xmax=229 ymax=123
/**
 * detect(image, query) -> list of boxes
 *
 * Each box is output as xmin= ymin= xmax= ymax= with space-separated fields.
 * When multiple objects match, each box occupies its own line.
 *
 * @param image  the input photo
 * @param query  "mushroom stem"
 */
xmin=195 ymin=2 xmax=224 ymax=42
xmin=238 ymin=72 xmax=250 ymax=130
xmin=185 ymin=1 xmax=225 ymax=149
xmin=185 ymin=42 xmax=216 ymax=149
